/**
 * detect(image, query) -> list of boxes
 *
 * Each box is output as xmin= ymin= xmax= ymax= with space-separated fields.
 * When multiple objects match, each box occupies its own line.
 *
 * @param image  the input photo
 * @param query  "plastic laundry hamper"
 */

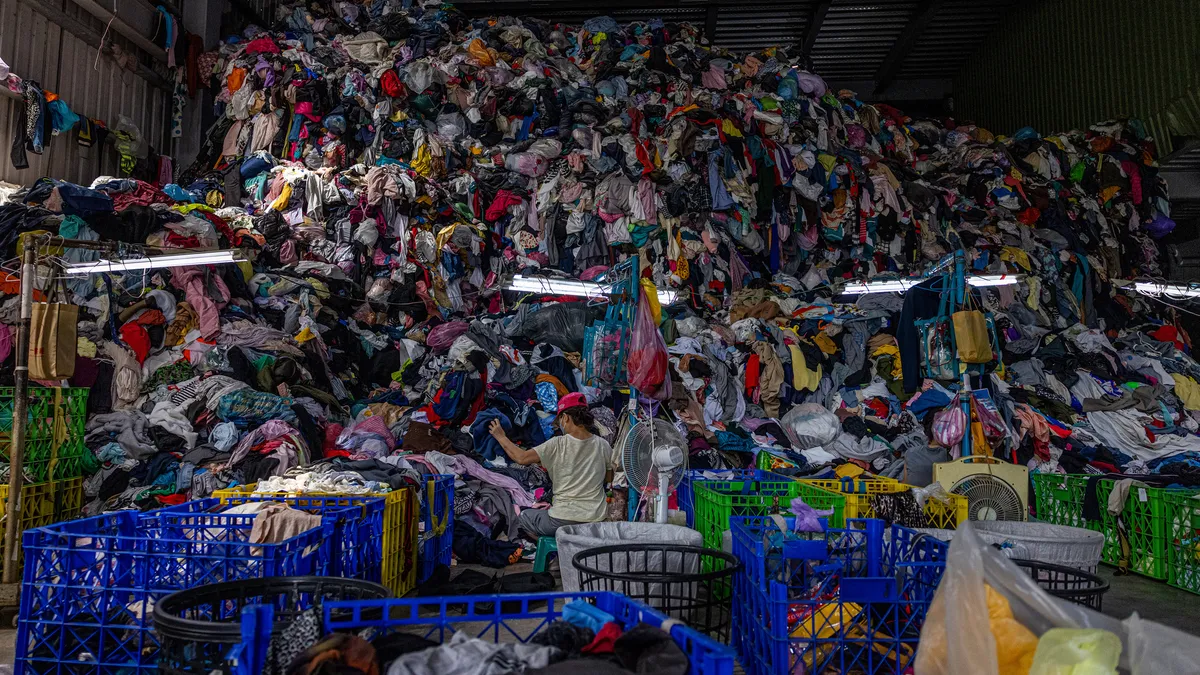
xmin=916 ymin=521 xmax=1104 ymax=572
xmin=556 ymin=521 xmax=701 ymax=592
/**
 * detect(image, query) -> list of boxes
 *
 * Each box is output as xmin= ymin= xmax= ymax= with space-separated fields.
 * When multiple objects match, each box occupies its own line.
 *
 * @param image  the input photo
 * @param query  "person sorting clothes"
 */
xmin=488 ymin=392 xmax=612 ymax=538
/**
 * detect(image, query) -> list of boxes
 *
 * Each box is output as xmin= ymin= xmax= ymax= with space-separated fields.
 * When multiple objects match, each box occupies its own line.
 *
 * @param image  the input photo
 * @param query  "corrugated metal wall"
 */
xmin=0 ymin=0 xmax=172 ymax=186
xmin=953 ymin=0 xmax=1200 ymax=155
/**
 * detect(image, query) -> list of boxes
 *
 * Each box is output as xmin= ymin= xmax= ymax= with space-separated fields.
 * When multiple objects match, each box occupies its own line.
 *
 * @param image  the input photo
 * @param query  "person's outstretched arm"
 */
xmin=489 ymin=420 xmax=541 ymax=465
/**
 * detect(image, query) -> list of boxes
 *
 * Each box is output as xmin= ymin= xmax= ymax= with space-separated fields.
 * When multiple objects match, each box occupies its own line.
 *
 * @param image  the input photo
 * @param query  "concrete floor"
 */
xmin=0 ymin=564 xmax=1194 ymax=667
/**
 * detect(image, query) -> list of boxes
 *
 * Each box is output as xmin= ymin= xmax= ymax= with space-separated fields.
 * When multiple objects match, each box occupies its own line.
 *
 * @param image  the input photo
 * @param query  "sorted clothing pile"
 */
xmin=1 ymin=0 xmax=1198 ymax=547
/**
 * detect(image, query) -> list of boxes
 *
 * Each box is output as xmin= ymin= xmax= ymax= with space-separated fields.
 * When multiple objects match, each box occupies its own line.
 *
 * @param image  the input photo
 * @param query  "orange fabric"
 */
xmin=228 ymin=67 xmax=248 ymax=93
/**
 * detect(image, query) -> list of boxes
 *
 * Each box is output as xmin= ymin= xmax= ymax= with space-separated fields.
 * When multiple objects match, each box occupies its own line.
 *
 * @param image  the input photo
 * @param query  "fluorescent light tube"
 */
xmin=966 ymin=275 xmax=1021 ymax=287
xmin=1133 ymin=282 xmax=1200 ymax=298
xmin=65 ymin=250 xmax=243 ymax=275
xmin=504 ymin=277 xmax=679 ymax=305
xmin=843 ymin=274 xmax=1022 ymax=295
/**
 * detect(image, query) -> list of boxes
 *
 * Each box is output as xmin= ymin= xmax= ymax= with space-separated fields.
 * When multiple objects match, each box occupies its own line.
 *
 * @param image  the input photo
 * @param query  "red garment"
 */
xmin=1151 ymin=325 xmax=1186 ymax=350
xmin=744 ymin=354 xmax=760 ymax=398
xmin=485 ymin=189 xmax=523 ymax=222
xmin=118 ymin=310 xmax=166 ymax=364
xmin=380 ymin=70 xmax=407 ymax=98
xmin=243 ymin=37 xmax=280 ymax=55
xmin=581 ymin=622 xmax=622 ymax=654
xmin=156 ymin=493 xmax=188 ymax=505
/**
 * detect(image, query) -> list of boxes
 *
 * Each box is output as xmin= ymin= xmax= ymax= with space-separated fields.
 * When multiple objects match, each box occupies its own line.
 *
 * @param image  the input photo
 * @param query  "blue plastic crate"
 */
xmin=418 ymin=474 xmax=455 ymax=582
xmin=677 ymin=469 xmax=785 ymax=527
xmin=730 ymin=517 xmax=948 ymax=675
xmin=233 ymin=591 xmax=735 ymax=675
xmin=15 ymin=507 xmax=329 ymax=675
xmin=171 ymin=495 xmax=386 ymax=583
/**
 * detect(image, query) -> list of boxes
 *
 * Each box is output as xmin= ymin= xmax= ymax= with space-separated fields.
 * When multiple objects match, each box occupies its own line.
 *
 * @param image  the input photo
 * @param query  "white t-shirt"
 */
xmin=534 ymin=433 xmax=611 ymax=522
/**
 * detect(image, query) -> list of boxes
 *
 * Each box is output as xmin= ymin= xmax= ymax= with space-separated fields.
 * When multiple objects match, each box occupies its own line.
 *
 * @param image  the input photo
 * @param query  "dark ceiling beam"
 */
xmin=800 ymin=0 xmax=831 ymax=56
xmin=872 ymin=0 xmax=947 ymax=94
xmin=704 ymin=0 xmax=718 ymax=43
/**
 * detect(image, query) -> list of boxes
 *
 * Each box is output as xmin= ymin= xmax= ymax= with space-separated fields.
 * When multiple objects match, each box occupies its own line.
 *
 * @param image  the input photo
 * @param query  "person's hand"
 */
xmin=488 ymin=419 xmax=506 ymax=439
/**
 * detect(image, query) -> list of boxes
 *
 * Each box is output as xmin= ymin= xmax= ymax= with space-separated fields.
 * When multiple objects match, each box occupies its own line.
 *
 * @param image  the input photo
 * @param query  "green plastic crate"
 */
xmin=692 ymin=479 xmax=845 ymax=551
xmin=1167 ymin=491 xmax=1200 ymax=594
xmin=1099 ymin=479 xmax=1198 ymax=580
xmin=1 ymin=387 xmax=90 ymax=483
xmin=51 ymin=388 xmax=89 ymax=480
xmin=0 ymin=388 xmax=56 ymax=443
xmin=1031 ymin=473 xmax=1093 ymax=528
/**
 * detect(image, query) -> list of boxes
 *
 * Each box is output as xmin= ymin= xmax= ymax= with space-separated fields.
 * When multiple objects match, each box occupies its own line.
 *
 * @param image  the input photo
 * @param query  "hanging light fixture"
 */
xmin=64 ymin=250 xmax=244 ymax=275
xmin=503 ymin=275 xmax=680 ymax=305
xmin=842 ymin=274 xmax=1023 ymax=295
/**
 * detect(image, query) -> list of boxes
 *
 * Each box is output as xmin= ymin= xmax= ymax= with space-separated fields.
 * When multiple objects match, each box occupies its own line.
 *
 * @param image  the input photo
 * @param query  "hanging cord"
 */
xmin=95 ymin=0 xmax=118 ymax=71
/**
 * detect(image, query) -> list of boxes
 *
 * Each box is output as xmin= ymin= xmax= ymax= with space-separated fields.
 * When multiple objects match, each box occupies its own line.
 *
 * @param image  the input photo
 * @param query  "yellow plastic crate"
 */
xmin=212 ymin=483 xmax=418 ymax=596
xmin=0 ymin=477 xmax=83 ymax=576
xmin=799 ymin=477 xmax=968 ymax=528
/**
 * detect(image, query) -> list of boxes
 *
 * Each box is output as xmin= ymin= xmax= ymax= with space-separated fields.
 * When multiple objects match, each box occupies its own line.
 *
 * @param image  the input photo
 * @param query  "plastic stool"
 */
xmin=532 ymin=536 xmax=558 ymax=573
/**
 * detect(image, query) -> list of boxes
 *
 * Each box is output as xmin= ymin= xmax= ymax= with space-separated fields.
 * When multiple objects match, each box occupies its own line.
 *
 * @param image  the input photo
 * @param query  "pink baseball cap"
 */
xmin=556 ymin=392 xmax=588 ymax=414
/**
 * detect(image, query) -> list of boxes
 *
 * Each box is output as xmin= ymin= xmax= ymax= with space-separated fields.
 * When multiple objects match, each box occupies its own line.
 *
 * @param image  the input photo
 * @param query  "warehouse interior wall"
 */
xmin=953 ymin=0 xmax=1200 ymax=155
xmin=0 ymin=0 xmax=224 ymax=186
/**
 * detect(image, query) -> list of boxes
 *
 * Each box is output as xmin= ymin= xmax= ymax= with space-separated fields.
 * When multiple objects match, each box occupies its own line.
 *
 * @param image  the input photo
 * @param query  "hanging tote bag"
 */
xmin=29 ymin=276 xmax=78 ymax=380
xmin=952 ymin=289 xmax=993 ymax=364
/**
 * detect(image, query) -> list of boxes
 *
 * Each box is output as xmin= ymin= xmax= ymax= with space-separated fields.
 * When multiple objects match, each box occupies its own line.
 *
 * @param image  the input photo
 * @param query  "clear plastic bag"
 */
xmin=932 ymin=397 xmax=966 ymax=447
xmin=780 ymin=402 xmax=840 ymax=450
xmin=914 ymin=522 xmax=1200 ymax=675
xmin=626 ymin=291 xmax=671 ymax=400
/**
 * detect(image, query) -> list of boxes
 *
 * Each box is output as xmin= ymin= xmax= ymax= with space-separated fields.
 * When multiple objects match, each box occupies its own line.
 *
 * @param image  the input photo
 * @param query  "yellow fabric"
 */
xmin=411 ymin=143 xmax=433 ymax=177
xmin=1025 ymin=277 xmax=1041 ymax=311
xmin=987 ymin=585 xmax=1038 ymax=675
xmin=268 ymin=183 xmax=293 ymax=212
xmin=720 ymin=119 xmax=744 ymax=138
xmin=834 ymin=463 xmax=864 ymax=479
xmin=641 ymin=278 xmax=663 ymax=325
xmin=871 ymin=344 xmax=903 ymax=380
xmin=788 ymin=343 xmax=822 ymax=393
xmin=813 ymin=332 xmax=838 ymax=355
xmin=1000 ymin=247 xmax=1032 ymax=272
xmin=1176 ymin=376 xmax=1200 ymax=411
xmin=818 ymin=153 xmax=837 ymax=174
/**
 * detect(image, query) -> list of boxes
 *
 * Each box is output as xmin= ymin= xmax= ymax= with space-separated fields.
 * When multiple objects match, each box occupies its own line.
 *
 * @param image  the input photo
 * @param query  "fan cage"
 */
xmin=954 ymin=475 xmax=1024 ymax=521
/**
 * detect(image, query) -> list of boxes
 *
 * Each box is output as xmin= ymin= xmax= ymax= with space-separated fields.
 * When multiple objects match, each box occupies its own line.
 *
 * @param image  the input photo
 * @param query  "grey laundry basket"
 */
xmin=916 ymin=521 xmax=1104 ymax=571
xmin=556 ymin=522 xmax=702 ymax=592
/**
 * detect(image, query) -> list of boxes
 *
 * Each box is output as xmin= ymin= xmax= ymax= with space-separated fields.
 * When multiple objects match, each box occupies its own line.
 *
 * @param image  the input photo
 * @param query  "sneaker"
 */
xmin=507 ymin=547 xmax=525 ymax=565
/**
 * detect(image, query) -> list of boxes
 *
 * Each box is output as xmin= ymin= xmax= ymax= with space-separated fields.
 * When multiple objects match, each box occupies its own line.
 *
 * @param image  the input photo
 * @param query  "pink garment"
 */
xmin=701 ymin=65 xmax=726 ymax=90
xmin=170 ymin=265 xmax=230 ymax=339
xmin=365 ymin=166 xmax=400 ymax=205
xmin=230 ymin=419 xmax=300 ymax=465
xmin=428 ymin=450 xmax=536 ymax=507
xmin=0 ymin=324 xmax=11 ymax=363
xmin=221 ymin=120 xmax=245 ymax=158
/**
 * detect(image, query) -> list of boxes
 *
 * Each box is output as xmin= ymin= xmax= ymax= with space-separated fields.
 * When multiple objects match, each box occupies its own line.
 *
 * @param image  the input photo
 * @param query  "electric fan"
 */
xmin=934 ymin=456 xmax=1029 ymax=521
xmin=621 ymin=418 xmax=688 ymax=523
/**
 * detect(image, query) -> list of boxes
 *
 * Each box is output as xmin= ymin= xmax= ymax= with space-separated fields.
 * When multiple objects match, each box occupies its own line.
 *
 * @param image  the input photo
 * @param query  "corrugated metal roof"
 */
xmin=451 ymin=0 xmax=1017 ymax=84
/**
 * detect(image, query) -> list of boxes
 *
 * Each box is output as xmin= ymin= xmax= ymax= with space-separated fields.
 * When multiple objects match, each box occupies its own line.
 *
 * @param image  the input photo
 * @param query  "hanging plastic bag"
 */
xmin=914 ymin=522 xmax=1200 ymax=675
xmin=919 ymin=319 xmax=957 ymax=379
xmin=626 ymin=291 xmax=671 ymax=400
xmin=931 ymin=397 xmax=966 ymax=447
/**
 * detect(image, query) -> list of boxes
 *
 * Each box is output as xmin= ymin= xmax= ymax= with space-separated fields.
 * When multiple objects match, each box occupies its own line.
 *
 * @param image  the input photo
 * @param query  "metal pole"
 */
xmin=3 ymin=245 xmax=36 ymax=584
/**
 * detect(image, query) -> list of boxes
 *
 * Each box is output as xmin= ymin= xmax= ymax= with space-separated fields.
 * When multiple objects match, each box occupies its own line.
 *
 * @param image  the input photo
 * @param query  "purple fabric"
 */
xmin=426 ymin=321 xmax=470 ymax=351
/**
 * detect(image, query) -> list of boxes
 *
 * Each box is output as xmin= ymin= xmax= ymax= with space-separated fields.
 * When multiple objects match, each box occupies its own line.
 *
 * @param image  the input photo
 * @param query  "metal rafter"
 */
xmin=801 ymin=0 xmax=831 ymax=56
xmin=872 ymin=0 xmax=948 ymax=95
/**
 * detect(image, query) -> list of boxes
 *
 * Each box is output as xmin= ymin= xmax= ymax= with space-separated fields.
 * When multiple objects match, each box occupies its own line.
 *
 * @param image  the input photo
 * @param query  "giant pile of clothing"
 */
xmin=0 ymin=0 xmax=1197 ymax=549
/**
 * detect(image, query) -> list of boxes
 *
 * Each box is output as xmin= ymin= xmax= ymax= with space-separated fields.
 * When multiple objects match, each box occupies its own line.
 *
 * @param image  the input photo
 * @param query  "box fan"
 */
xmin=934 ymin=456 xmax=1029 ymax=521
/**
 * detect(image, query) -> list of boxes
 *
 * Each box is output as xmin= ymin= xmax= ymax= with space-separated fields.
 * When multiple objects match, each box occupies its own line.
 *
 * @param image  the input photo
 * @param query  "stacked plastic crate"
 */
xmin=0 ymin=387 xmax=88 ymax=576
xmin=17 ymin=506 xmax=331 ymax=673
